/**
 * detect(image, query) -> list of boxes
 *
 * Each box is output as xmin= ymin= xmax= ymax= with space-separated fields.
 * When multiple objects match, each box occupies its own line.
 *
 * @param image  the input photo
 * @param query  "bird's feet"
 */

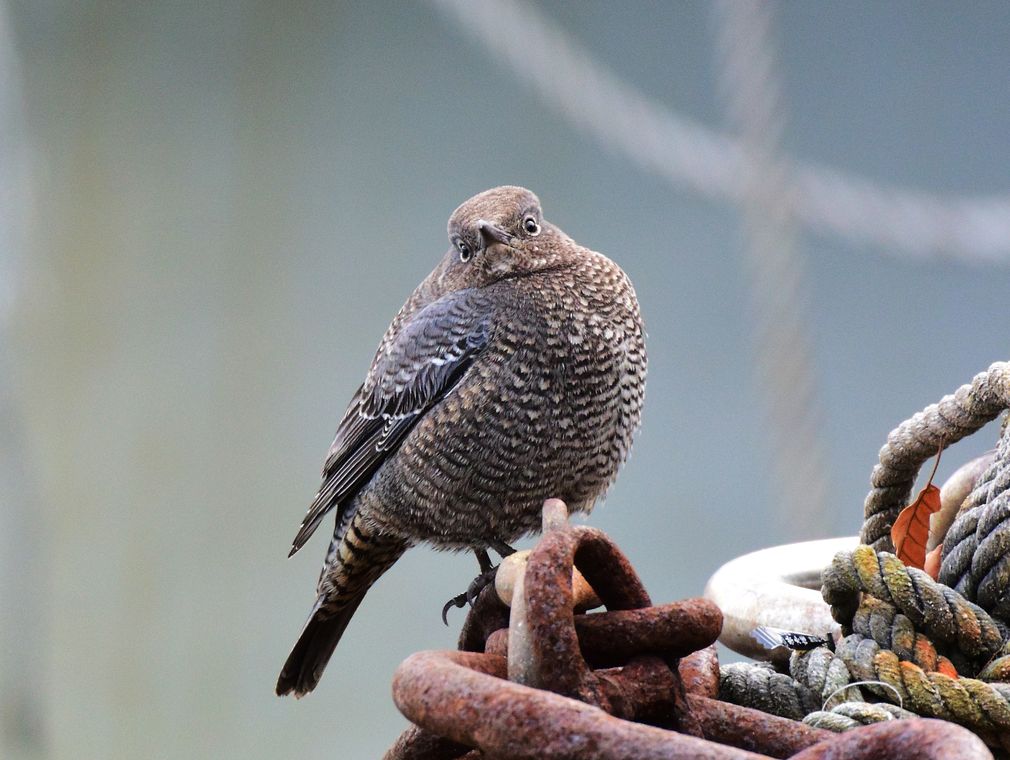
xmin=440 ymin=566 xmax=499 ymax=624
xmin=441 ymin=543 xmax=516 ymax=625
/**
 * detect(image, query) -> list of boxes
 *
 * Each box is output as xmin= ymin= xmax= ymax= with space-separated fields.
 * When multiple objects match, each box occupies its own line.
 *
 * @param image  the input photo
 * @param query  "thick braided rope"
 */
xmin=719 ymin=537 xmax=1010 ymax=739
xmin=850 ymin=595 xmax=962 ymax=674
xmin=722 ymin=632 xmax=1010 ymax=737
xmin=788 ymin=644 xmax=862 ymax=706
xmin=822 ymin=545 xmax=1007 ymax=664
xmin=833 ymin=635 xmax=1010 ymax=734
xmin=981 ymin=655 xmax=1010 ymax=682
xmin=792 ymin=633 xmax=945 ymax=699
xmin=720 ymin=602 xmax=1010 ymax=740
xmin=939 ymin=428 xmax=1010 ymax=616
xmin=861 ymin=361 xmax=1010 ymax=551
xmin=718 ymin=661 xmax=819 ymax=721
xmin=718 ymin=652 xmax=872 ymax=725
xmin=803 ymin=702 xmax=915 ymax=732
xmin=786 ymin=635 xmax=1010 ymax=736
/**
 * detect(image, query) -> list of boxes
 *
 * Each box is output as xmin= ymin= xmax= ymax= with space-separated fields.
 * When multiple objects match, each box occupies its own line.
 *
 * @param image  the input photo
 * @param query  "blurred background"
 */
xmin=2 ymin=1 xmax=1009 ymax=757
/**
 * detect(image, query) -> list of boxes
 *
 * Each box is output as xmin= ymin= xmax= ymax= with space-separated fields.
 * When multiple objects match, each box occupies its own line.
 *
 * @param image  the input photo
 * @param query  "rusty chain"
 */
xmin=383 ymin=500 xmax=991 ymax=759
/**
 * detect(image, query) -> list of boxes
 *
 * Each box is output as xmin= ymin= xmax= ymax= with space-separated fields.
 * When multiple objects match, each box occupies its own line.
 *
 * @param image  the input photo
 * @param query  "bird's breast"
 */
xmin=360 ymin=265 xmax=646 ymax=548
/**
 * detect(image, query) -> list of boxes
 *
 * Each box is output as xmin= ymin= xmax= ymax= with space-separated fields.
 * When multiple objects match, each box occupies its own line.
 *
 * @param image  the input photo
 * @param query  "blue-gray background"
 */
xmin=2 ymin=2 xmax=1008 ymax=758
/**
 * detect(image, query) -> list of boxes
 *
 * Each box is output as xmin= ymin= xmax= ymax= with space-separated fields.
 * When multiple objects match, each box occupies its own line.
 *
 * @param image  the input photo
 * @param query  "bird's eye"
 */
xmin=523 ymin=216 xmax=540 ymax=236
xmin=456 ymin=239 xmax=472 ymax=262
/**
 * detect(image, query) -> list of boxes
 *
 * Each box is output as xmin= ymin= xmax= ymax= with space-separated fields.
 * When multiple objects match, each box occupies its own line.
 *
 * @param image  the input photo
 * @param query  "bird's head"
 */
xmin=439 ymin=186 xmax=571 ymax=288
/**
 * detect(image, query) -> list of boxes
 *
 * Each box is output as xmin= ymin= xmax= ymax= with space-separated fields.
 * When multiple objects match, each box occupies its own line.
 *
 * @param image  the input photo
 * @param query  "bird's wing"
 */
xmin=288 ymin=289 xmax=490 ymax=555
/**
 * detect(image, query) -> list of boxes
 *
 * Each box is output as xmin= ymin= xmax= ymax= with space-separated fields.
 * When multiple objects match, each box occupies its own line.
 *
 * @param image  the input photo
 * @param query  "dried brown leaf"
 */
xmin=893 ymin=484 xmax=942 ymax=570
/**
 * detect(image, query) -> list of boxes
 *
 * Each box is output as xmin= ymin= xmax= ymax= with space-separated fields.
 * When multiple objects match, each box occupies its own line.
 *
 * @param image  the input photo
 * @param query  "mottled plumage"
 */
xmin=277 ymin=186 xmax=646 ymax=696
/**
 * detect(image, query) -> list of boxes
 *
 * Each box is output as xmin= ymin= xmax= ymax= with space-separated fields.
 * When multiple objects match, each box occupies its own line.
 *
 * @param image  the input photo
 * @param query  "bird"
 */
xmin=277 ymin=185 xmax=646 ymax=697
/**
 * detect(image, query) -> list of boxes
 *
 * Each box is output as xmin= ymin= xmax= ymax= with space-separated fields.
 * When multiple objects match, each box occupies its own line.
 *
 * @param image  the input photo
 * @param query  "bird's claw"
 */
xmin=440 ymin=591 xmax=468 ymax=625
xmin=441 ymin=566 xmax=499 ymax=625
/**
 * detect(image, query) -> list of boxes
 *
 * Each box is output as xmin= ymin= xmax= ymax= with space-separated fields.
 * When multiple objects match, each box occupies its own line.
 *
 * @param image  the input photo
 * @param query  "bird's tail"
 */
xmin=276 ymin=515 xmax=407 ymax=697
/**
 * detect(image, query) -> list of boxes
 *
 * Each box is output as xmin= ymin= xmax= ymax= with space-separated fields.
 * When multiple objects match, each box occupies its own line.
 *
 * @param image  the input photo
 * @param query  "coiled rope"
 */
xmin=940 ymin=426 xmax=1010 ymax=614
xmin=861 ymin=361 xmax=1010 ymax=551
xmin=803 ymin=702 xmax=916 ymax=732
xmin=721 ymin=362 xmax=1010 ymax=746
xmin=822 ymin=546 xmax=1007 ymax=664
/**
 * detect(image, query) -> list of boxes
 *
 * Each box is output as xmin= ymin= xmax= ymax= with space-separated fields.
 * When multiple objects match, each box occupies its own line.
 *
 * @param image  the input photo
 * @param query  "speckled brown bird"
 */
xmin=277 ymin=186 xmax=646 ymax=697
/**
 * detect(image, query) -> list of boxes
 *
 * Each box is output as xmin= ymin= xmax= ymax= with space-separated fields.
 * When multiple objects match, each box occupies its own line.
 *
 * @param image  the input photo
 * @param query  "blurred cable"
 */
xmin=430 ymin=0 xmax=1010 ymax=264
xmin=709 ymin=0 xmax=829 ymax=535
xmin=0 ymin=1 xmax=46 ymax=757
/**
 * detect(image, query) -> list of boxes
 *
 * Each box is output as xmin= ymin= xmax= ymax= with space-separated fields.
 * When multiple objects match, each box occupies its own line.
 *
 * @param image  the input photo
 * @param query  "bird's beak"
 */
xmin=477 ymin=220 xmax=511 ymax=250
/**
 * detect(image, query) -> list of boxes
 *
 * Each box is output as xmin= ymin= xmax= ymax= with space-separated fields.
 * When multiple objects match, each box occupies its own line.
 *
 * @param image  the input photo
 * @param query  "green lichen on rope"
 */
xmin=980 ymin=654 xmax=1010 ymax=681
xmin=850 ymin=596 xmax=959 ymax=673
xmin=828 ymin=633 xmax=1010 ymax=733
xmin=789 ymin=644 xmax=862 ymax=706
xmin=718 ymin=544 xmax=1010 ymax=744
xmin=822 ymin=545 xmax=1007 ymax=664
xmin=721 ymin=625 xmax=1010 ymax=738
xmin=803 ymin=702 xmax=916 ymax=733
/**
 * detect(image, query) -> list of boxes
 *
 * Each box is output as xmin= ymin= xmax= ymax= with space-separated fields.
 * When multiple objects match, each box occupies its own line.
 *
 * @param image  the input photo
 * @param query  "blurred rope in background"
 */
xmin=709 ymin=0 xmax=829 ymax=534
xmin=431 ymin=0 xmax=1010 ymax=265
